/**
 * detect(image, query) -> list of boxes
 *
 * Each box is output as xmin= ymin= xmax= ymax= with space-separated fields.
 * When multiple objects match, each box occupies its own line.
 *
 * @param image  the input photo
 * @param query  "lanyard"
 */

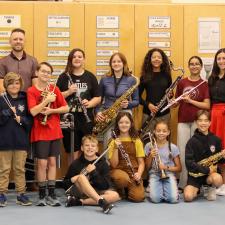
xmin=113 ymin=74 xmax=124 ymax=97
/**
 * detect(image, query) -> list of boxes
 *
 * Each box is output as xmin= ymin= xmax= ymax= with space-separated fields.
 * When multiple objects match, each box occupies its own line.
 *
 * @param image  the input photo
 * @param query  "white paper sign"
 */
xmin=96 ymin=50 xmax=118 ymax=56
xmin=48 ymin=60 xmax=67 ymax=66
xmin=48 ymin=50 xmax=69 ymax=57
xmin=96 ymin=40 xmax=119 ymax=47
xmin=0 ymin=49 xmax=10 ymax=57
xmin=0 ymin=31 xmax=11 ymax=38
xmin=96 ymin=16 xmax=119 ymax=29
xmin=198 ymin=17 xmax=220 ymax=53
xmin=0 ymin=40 xmax=10 ymax=47
xmin=96 ymin=59 xmax=109 ymax=66
xmin=96 ymin=69 xmax=108 ymax=76
xmin=48 ymin=15 xmax=70 ymax=28
xmin=48 ymin=31 xmax=70 ymax=38
xmin=48 ymin=41 xmax=69 ymax=47
xmin=0 ymin=15 xmax=21 ymax=27
xmin=149 ymin=41 xmax=170 ymax=48
xmin=149 ymin=31 xmax=171 ymax=38
xmin=96 ymin=32 xmax=119 ymax=38
xmin=52 ymin=69 xmax=64 ymax=76
xmin=149 ymin=16 xmax=171 ymax=29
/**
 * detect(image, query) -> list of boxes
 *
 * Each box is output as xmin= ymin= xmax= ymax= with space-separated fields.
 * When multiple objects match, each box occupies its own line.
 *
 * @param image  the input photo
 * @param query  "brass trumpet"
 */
xmin=40 ymin=75 xmax=60 ymax=125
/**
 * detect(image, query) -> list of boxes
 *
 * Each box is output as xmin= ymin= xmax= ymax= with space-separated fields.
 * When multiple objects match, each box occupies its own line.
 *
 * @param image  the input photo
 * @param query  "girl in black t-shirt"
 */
xmin=57 ymin=48 xmax=101 ymax=164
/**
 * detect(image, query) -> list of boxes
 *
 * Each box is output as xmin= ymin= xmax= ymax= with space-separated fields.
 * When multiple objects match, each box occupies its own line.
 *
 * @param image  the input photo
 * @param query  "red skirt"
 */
xmin=210 ymin=103 xmax=225 ymax=149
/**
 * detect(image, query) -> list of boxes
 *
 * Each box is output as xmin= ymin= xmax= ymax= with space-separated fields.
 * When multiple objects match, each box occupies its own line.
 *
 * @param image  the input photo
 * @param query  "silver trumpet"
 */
xmin=147 ymin=132 xmax=168 ymax=180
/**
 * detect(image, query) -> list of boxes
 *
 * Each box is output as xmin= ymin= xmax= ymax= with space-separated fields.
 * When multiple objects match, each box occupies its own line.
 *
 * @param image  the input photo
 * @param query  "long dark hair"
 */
xmin=153 ymin=119 xmax=172 ymax=159
xmin=114 ymin=111 xmax=138 ymax=139
xmin=106 ymin=52 xmax=131 ymax=77
xmin=141 ymin=48 xmax=171 ymax=82
xmin=209 ymin=48 xmax=225 ymax=85
xmin=64 ymin=48 xmax=85 ymax=75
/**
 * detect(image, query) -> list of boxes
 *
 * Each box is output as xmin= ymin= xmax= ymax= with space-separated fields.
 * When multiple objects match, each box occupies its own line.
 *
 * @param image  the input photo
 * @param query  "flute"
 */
xmin=160 ymin=80 xmax=206 ymax=113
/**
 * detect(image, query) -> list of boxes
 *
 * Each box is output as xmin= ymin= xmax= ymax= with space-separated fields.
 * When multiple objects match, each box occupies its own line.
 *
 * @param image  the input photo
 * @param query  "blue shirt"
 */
xmin=144 ymin=142 xmax=180 ymax=174
xmin=97 ymin=75 xmax=139 ymax=112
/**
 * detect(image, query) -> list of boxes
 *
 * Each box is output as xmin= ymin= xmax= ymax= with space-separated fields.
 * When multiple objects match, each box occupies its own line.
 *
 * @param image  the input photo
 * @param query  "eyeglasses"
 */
xmin=39 ymin=69 xmax=51 ymax=75
xmin=189 ymin=63 xmax=201 ymax=67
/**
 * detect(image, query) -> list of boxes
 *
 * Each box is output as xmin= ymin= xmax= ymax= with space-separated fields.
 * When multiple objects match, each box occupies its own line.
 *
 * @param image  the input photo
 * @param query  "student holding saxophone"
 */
xmin=95 ymin=52 xmax=139 ymax=149
xmin=57 ymin=48 xmax=101 ymax=163
xmin=184 ymin=110 xmax=225 ymax=202
xmin=27 ymin=62 xmax=69 ymax=206
xmin=175 ymin=56 xmax=210 ymax=190
xmin=145 ymin=120 xmax=181 ymax=203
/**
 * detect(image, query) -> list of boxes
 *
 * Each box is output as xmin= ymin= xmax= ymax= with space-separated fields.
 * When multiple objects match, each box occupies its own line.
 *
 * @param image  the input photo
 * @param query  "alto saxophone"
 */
xmin=93 ymin=75 xmax=139 ymax=135
xmin=189 ymin=150 xmax=225 ymax=178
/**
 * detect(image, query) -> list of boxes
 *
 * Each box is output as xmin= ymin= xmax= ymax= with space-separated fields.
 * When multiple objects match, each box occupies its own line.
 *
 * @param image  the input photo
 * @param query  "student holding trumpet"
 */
xmin=27 ymin=62 xmax=69 ymax=206
xmin=145 ymin=120 xmax=181 ymax=203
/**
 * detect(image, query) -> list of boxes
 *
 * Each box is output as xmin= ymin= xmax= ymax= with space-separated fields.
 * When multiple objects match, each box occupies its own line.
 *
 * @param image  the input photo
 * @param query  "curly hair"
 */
xmin=113 ymin=111 xmax=138 ymax=139
xmin=141 ymin=48 xmax=171 ymax=82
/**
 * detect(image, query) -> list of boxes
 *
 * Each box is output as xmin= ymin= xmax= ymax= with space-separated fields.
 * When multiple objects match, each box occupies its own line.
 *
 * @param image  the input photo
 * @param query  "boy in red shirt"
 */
xmin=27 ymin=62 xmax=68 ymax=206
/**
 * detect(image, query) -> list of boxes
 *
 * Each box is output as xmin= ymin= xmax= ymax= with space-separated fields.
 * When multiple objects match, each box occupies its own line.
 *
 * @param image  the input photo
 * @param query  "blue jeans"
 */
xmin=148 ymin=172 xmax=179 ymax=203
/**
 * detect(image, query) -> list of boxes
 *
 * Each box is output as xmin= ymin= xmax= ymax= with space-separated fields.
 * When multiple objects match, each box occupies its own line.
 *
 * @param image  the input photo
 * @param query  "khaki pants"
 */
xmin=0 ymin=151 xmax=27 ymax=194
xmin=110 ymin=169 xmax=145 ymax=202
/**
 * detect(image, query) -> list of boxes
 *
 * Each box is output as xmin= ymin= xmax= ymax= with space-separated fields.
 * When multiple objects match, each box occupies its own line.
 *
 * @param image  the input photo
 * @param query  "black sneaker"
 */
xmin=65 ymin=195 xmax=82 ymax=207
xmin=16 ymin=194 xmax=32 ymax=206
xmin=98 ymin=198 xmax=114 ymax=214
xmin=0 ymin=194 xmax=7 ymax=207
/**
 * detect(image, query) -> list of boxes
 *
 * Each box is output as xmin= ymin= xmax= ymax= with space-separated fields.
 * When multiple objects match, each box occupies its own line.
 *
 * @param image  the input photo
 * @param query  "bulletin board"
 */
xmin=84 ymin=3 xmax=135 ymax=80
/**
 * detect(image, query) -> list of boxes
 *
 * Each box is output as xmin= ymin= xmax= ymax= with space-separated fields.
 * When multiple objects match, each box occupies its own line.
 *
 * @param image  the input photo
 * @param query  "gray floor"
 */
xmin=1 ymin=189 xmax=225 ymax=225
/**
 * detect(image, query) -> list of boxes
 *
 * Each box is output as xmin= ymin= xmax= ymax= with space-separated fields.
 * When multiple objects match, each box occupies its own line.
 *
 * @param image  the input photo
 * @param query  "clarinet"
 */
xmin=65 ymin=146 xmax=110 ymax=195
xmin=112 ymin=131 xmax=141 ymax=185
xmin=67 ymin=73 xmax=91 ymax=123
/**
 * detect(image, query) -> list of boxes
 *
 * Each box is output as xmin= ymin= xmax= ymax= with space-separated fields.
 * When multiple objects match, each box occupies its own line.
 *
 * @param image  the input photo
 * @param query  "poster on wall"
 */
xmin=198 ymin=17 xmax=220 ymax=53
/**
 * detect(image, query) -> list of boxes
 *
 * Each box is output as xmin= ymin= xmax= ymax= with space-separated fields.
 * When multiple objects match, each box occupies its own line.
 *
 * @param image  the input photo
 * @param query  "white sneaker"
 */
xmin=201 ymin=185 xmax=209 ymax=198
xmin=216 ymin=184 xmax=225 ymax=196
xmin=206 ymin=187 xmax=217 ymax=201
